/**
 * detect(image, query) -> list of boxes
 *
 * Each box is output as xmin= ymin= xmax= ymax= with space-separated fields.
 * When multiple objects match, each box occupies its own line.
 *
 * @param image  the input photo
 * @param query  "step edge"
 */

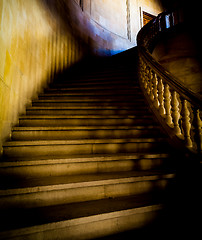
xmin=0 ymin=173 xmax=175 ymax=196
xmin=3 ymin=138 xmax=167 ymax=147
xmin=0 ymin=204 xmax=163 ymax=239
xmin=19 ymin=115 xmax=152 ymax=119
xmin=12 ymin=126 xmax=160 ymax=131
xmin=0 ymin=153 xmax=170 ymax=167
xmin=26 ymin=106 xmax=148 ymax=110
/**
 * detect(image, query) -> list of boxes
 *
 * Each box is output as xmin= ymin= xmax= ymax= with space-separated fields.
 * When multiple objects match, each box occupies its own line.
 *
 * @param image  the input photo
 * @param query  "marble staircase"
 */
xmin=0 ymin=50 xmax=176 ymax=239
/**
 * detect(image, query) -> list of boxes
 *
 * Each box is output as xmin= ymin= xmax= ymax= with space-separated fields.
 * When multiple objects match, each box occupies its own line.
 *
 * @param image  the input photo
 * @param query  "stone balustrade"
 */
xmin=137 ymin=9 xmax=202 ymax=156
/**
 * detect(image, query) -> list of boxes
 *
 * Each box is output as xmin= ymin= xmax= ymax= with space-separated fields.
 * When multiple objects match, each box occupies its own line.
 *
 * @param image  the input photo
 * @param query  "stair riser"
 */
xmin=19 ymin=118 xmax=155 ymax=127
xmin=0 ymin=206 xmax=162 ymax=240
xmin=0 ymin=159 xmax=165 ymax=179
xmin=0 ymin=178 xmax=171 ymax=209
xmin=12 ymin=129 xmax=163 ymax=140
xmin=3 ymin=142 xmax=169 ymax=158
xmin=26 ymin=109 xmax=148 ymax=115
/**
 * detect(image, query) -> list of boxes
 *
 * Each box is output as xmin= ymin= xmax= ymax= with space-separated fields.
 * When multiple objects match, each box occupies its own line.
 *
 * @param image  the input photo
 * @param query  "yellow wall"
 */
xmin=0 ymin=0 xmax=85 ymax=152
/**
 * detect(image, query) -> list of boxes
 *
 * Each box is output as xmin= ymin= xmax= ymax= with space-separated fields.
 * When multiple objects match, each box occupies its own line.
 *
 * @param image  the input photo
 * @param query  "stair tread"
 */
xmin=27 ymin=106 xmax=148 ymax=110
xmin=0 ymin=193 xmax=163 ymax=232
xmin=51 ymin=81 xmax=134 ymax=86
xmin=45 ymin=87 xmax=139 ymax=91
xmin=13 ymin=125 xmax=160 ymax=131
xmin=38 ymin=96 xmax=144 ymax=100
xmin=0 ymin=153 xmax=170 ymax=165
xmin=43 ymin=90 xmax=140 ymax=95
xmin=19 ymin=115 xmax=153 ymax=119
xmin=0 ymin=170 xmax=175 ymax=191
xmin=4 ymin=137 xmax=167 ymax=147
xmin=39 ymin=92 xmax=140 ymax=96
xmin=32 ymin=100 xmax=145 ymax=103
xmin=44 ymin=87 xmax=139 ymax=91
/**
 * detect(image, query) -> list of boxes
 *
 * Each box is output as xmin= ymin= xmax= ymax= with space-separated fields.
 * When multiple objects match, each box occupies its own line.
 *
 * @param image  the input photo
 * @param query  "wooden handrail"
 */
xmin=137 ymin=9 xmax=202 ymax=156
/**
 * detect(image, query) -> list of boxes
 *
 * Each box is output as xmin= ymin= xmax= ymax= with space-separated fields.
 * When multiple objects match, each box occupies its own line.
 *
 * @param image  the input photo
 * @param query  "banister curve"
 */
xmin=137 ymin=9 xmax=202 ymax=157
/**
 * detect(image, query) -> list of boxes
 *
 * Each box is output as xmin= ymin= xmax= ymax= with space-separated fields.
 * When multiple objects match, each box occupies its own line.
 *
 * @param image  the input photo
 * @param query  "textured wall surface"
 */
xmin=0 ymin=0 xmax=86 ymax=152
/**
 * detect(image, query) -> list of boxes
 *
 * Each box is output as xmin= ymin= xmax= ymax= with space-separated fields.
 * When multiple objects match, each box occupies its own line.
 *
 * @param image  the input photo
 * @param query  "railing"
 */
xmin=137 ymin=9 xmax=202 ymax=157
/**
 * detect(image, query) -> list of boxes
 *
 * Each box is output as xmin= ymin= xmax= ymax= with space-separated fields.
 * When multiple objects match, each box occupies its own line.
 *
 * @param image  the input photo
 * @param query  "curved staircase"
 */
xmin=0 ymin=51 xmax=176 ymax=239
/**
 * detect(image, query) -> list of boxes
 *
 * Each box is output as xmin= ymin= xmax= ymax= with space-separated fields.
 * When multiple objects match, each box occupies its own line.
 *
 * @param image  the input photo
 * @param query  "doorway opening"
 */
xmin=143 ymin=11 xmax=156 ymax=26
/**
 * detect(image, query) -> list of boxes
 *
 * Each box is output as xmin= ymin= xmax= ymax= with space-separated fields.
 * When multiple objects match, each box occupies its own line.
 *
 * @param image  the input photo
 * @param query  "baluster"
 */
xmin=149 ymin=69 xmax=154 ymax=101
xmin=180 ymin=98 xmax=192 ymax=148
xmin=157 ymin=78 xmax=165 ymax=115
xmin=141 ymin=61 xmax=147 ymax=90
xmin=164 ymin=84 xmax=173 ymax=126
xmin=153 ymin=73 xmax=159 ymax=108
xmin=146 ymin=66 xmax=150 ymax=95
xmin=141 ymin=60 xmax=146 ymax=87
xmin=171 ymin=90 xmax=181 ymax=135
xmin=192 ymin=107 xmax=202 ymax=154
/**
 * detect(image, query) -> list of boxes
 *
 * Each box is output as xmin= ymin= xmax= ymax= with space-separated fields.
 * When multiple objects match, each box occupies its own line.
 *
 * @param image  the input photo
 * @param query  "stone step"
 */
xmin=26 ymin=107 xmax=149 ymax=115
xmin=31 ymin=100 xmax=146 ymax=107
xmin=44 ymin=85 xmax=139 ymax=93
xmin=0 ymin=153 xmax=171 ymax=178
xmin=44 ymin=88 xmax=139 ymax=95
xmin=18 ymin=115 xmax=156 ymax=127
xmin=70 ymin=70 xmax=134 ymax=78
xmin=48 ymin=84 xmax=136 ymax=90
xmin=37 ymin=93 xmax=143 ymax=101
xmin=12 ymin=125 xmax=164 ymax=140
xmin=56 ymin=79 xmax=135 ymax=87
xmin=68 ymin=69 xmax=132 ymax=78
xmin=50 ymin=83 xmax=134 ymax=90
xmin=0 ymin=193 xmax=164 ymax=238
xmin=0 ymin=171 xmax=175 ymax=209
xmin=3 ymin=138 xmax=169 ymax=157
xmin=37 ymin=95 xmax=143 ymax=101
xmin=51 ymin=79 xmax=133 ymax=87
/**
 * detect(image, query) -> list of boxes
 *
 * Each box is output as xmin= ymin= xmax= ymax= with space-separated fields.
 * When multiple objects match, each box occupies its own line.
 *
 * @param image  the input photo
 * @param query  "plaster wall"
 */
xmin=80 ymin=0 xmax=164 ymax=50
xmin=91 ymin=0 xmax=128 ymax=39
